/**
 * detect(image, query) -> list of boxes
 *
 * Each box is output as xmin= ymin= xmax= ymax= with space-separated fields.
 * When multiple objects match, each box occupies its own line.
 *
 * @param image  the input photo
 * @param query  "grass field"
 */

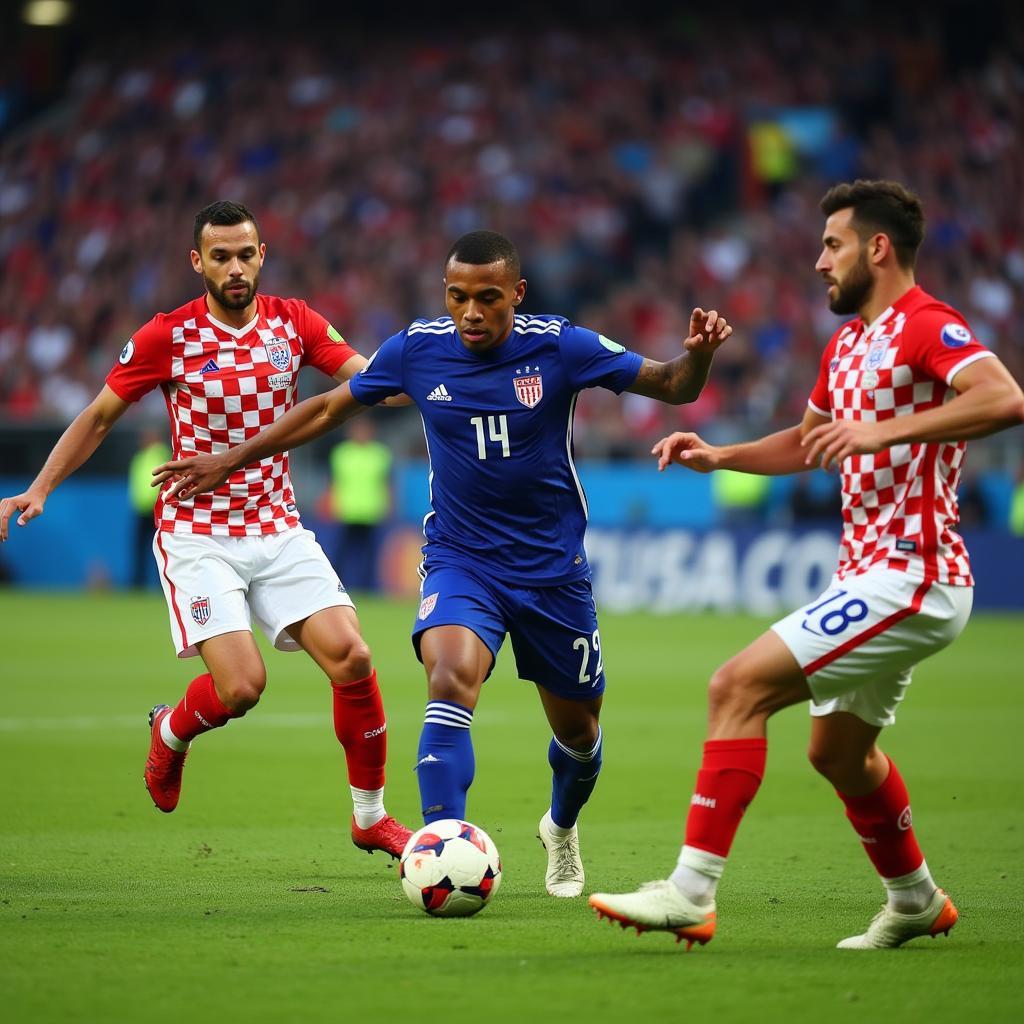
xmin=1 ymin=590 xmax=1021 ymax=1023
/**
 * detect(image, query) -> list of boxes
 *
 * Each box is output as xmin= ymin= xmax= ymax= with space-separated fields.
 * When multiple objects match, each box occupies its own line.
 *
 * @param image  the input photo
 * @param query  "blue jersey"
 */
xmin=349 ymin=314 xmax=643 ymax=584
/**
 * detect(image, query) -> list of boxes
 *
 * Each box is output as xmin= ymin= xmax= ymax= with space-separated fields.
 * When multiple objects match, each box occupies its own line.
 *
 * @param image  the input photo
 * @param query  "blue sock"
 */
xmin=548 ymin=728 xmax=603 ymax=829
xmin=416 ymin=701 xmax=475 ymax=823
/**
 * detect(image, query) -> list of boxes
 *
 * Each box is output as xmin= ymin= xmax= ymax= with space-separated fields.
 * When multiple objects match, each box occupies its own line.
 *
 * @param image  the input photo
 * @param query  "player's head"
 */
xmin=191 ymin=200 xmax=266 ymax=313
xmin=815 ymin=180 xmax=925 ymax=316
xmin=444 ymin=231 xmax=526 ymax=351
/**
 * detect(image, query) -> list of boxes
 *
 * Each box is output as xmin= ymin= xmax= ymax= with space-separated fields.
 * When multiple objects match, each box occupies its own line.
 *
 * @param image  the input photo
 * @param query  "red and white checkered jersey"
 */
xmin=106 ymin=295 xmax=356 ymax=536
xmin=808 ymin=286 xmax=995 ymax=585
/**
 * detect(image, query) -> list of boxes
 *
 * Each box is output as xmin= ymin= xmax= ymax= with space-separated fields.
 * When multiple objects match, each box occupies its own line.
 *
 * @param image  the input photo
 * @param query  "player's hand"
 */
xmin=683 ymin=308 xmax=732 ymax=355
xmin=801 ymin=419 xmax=887 ymax=471
xmin=651 ymin=431 xmax=721 ymax=473
xmin=152 ymin=453 xmax=233 ymax=501
xmin=0 ymin=490 xmax=46 ymax=542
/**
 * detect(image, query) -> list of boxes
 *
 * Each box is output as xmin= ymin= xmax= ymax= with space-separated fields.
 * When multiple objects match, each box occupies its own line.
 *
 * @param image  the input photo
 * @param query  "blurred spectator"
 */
xmin=712 ymin=469 xmax=770 ymax=527
xmin=127 ymin=429 xmax=171 ymax=588
xmin=790 ymin=471 xmax=840 ymax=523
xmin=1010 ymin=471 xmax=1024 ymax=537
xmin=328 ymin=418 xmax=392 ymax=592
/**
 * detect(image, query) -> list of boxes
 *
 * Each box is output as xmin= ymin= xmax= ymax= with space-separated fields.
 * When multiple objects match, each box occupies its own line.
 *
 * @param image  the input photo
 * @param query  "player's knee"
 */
xmin=707 ymin=661 xmax=749 ymax=717
xmin=555 ymin=718 xmax=600 ymax=752
xmin=426 ymin=663 xmax=478 ymax=708
xmin=327 ymin=637 xmax=373 ymax=683
xmin=216 ymin=671 xmax=267 ymax=714
xmin=807 ymin=743 xmax=860 ymax=786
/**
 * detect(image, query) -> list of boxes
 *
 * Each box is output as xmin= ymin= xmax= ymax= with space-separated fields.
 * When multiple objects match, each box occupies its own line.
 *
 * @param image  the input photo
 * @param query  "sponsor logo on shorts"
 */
xmin=691 ymin=793 xmax=717 ymax=808
xmin=897 ymin=805 xmax=913 ymax=831
xmin=418 ymin=592 xmax=438 ymax=619
xmin=190 ymin=595 xmax=211 ymax=626
xmin=363 ymin=723 xmax=387 ymax=739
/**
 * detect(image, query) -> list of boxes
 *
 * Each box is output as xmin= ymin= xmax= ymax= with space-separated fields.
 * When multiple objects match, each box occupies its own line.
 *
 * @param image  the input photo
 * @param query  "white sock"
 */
xmin=545 ymin=811 xmax=574 ymax=841
xmin=883 ymin=861 xmax=938 ymax=913
xmin=160 ymin=714 xmax=189 ymax=752
xmin=351 ymin=786 xmax=386 ymax=829
xmin=669 ymin=845 xmax=725 ymax=908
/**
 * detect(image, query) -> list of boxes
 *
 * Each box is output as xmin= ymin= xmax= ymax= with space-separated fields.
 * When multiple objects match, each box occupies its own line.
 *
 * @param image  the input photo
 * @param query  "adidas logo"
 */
xmin=426 ymin=384 xmax=453 ymax=402
xmin=200 ymin=358 xmax=219 ymax=374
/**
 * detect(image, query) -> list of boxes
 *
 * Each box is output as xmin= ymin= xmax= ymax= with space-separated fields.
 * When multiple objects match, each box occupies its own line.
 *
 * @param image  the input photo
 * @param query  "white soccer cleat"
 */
xmin=589 ymin=879 xmax=716 ymax=949
xmin=537 ymin=809 xmax=585 ymax=898
xmin=837 ymin=888 xmax=959 ymax=949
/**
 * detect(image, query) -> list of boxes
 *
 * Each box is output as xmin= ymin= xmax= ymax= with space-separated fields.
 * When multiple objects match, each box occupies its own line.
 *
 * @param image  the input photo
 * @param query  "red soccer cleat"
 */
xmin=144 ymin=704 xmax=189 ymax=813
xmin=351 ymin=815 xmax=413 ymax=859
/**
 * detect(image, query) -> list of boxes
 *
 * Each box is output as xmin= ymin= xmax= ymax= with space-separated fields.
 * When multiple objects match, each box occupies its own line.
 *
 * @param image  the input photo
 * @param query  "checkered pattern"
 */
xmin=106 ymin=295 xmax=354 ymax=537
xmin=808 ymin=288 xmax=995 ymax=586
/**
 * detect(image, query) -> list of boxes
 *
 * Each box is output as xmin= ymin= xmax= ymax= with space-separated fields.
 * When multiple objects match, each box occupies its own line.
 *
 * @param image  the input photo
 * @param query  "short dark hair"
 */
xmin=446 ymin=230 xmax=521 ymax=279
xmin=193 ymin=200 xmax=260 ymax=249
xmin=819 ymin=180 xmax=925 ymax=269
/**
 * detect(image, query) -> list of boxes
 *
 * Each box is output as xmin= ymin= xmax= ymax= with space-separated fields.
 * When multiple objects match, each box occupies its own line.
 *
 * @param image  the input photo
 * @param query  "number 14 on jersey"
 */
xmin=470 ymin=415 xmax=510 ymax=459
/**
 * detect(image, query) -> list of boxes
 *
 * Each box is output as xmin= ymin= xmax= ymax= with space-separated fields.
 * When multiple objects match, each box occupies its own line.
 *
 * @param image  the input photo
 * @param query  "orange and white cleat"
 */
xmin=589 ymin=880 xmax=716 ymax=950
xmin=837 ymin=888 xmax=958 ymax=949
xmin=350 ymin=815 xmax=413 ymax=860
xmin=144 ymin=704 xmax=189 ymax=813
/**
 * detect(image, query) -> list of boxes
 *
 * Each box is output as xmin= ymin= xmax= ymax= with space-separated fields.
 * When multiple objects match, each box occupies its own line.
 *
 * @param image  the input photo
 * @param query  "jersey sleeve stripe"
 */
xmin=808 ymin=398 xmax=829 ymax=416
xmin=945 ymin=349 xmax=996 ymax=386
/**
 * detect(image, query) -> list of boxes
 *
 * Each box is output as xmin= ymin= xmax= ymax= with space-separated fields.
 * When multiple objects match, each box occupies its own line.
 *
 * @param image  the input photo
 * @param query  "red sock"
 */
xmin=332 ymin=670 xmax=387 ymax=790
xmin=837 ymin=756 xmax=924 ymax=879
xmin=684 ymin=738 xmax=767 ymax=857
xmin=168 ymin=673 xmax=235 ymax=743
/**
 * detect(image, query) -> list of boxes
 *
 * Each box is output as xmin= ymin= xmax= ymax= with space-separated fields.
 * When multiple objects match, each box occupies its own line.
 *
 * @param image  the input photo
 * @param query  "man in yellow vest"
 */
xmin=328 ymin=418 xmax=392 ymax=591
xmin=129 ymin=428 xmax=172 ymax=588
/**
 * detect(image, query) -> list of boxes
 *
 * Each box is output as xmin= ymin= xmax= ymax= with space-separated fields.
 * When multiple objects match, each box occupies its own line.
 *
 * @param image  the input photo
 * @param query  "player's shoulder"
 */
xmin=902 ymin=289 xmax=976 ymax=346
xmin=259 ymin=294 xmax=313 ymax=321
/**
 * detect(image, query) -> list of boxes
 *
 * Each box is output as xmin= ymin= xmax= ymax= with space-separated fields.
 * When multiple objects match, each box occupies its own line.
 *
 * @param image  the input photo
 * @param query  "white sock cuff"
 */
xmin=160 ymin=715 xmax=188 ymax=751
xmin=553 ymin=728 xmax=602 ymax=763
xmin=677 ymin=844 xmax=727 ymax=880
xmin=424 ymin=701 xmax=473 ymax=729
xmin=882 ymin=861 xmax=932 ymax=889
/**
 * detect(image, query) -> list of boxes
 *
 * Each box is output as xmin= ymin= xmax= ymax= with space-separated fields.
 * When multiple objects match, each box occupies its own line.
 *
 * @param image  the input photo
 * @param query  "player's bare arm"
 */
xmin=152 ymin=382 xmax=368 ymax=501
xmin=628 ymin=308 xmax=732 ymax=404
xmin=653 ymin=407 xmax=829 ymax=476
xmin=802 ymin=357 xmax=1024 ymax=470
xmin=0 ymin=386 xmax=131 ymax=542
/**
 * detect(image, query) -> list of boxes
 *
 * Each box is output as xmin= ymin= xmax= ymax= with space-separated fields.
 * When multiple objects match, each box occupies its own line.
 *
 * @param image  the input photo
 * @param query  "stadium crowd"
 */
xmin=1 ymin=13 xmax=1022 ymax=479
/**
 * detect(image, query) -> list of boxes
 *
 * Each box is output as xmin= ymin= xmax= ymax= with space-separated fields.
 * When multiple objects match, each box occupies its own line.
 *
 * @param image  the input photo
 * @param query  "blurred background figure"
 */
xmin=328 ymin=418 xmax=392 ymax=593
xmin=127 ymin=428 xmax=170 ymax=589
xmin=711 ymin=468 xmax=770 ymax=528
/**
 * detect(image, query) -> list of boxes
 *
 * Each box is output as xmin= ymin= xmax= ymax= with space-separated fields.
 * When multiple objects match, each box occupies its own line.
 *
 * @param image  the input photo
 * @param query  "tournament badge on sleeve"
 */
xmin=513 ymin=368 xmax=543 ymax=409
xmin=190 ymin=596 xmax=212 ymax=626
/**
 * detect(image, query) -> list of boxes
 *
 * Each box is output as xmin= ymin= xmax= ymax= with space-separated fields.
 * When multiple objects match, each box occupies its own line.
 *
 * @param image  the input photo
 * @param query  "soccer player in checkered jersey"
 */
xmin=0 ymin=201 xmax=413 ymax=858
xmin=589 ymin=180 xmax=1024 ymax=949
xmin=149 ymin=230 xmax=733 ymax=899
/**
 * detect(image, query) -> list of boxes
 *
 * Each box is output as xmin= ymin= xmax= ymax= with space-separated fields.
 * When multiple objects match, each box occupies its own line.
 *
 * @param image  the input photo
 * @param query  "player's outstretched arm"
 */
xmin=628 ymin=307 xmax=733 ymax=405
xmin=152 ymin=382 xmax=368 ymax=501
xmin=802 ymin=357 xmax=1024 ymax=470
xmin=0 ymin=386 xmax=131 ymax=542
xmin=653 ymin=408 xmax=829 ymax=476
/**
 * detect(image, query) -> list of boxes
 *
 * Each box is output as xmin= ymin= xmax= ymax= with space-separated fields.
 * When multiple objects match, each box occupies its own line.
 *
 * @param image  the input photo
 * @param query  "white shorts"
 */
xmin=152 ymin=526 xmax=355 ymax=658
xmin=770 ymin=568 xmax=972 ymax=727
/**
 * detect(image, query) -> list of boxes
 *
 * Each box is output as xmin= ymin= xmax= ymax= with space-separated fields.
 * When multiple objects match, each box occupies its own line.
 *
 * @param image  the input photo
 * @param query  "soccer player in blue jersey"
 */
xmin=154 ymin=231 xmax=731 ymax=897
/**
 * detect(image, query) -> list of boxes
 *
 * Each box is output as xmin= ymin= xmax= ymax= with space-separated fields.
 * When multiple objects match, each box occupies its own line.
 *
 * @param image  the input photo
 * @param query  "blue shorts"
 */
xmin=412 ymin=563 xmax=606 ymax=700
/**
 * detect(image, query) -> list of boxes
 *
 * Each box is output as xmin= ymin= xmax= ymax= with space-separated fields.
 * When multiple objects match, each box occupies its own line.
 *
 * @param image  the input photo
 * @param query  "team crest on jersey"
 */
xmin=265 ymin=340 xmax=292 ymax=370
xmin=865 ymin=336 xmax=891 ymax=371
xmin=513 ymin=373 xmax=543 ymax=408
xmin=418 ymin=592 xmax=439 ymax=620
xmin=189 ymin=596 xmax=211 ymax=626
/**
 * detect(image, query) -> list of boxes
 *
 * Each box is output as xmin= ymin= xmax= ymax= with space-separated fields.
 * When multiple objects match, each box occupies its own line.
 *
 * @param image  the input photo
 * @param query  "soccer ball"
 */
xmin=399 ymin=819 xmax=502 ymax=917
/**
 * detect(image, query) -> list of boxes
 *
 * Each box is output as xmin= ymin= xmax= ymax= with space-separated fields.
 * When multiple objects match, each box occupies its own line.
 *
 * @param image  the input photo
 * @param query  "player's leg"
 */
xmin=287 ymin=604 xmax=411 ymax=857
xmin=535 ymin=687 xmax=603 ymax=897
xmin=590 ymin=630 xmax=810 ymax=944
xmin=416 ymin=624 xmax=494 ymax=823
xmin=807 ymin=710 xmax=955 ymax=947
xmin=245 ymin=525 xmax=411 ymax=856
xmin=146 ymin=629 xmax=266 ymax=812
xmin=148 ymin=532 xmax=265 ymax=812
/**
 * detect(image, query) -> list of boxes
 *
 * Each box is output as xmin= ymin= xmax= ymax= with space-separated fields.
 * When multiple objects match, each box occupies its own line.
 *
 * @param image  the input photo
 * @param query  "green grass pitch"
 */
xmin=1 ymin=591 xmax=1020 ymax=1023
